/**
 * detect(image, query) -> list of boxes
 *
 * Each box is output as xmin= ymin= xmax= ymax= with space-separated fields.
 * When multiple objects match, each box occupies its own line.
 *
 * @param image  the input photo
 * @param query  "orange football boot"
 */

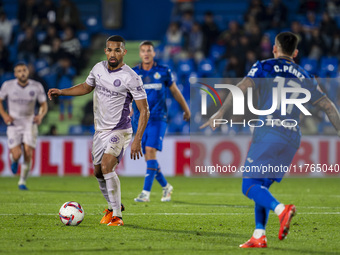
xmin=100 ymin=204 xmax=125 ymax=224
xmin=239 ymin=235 xmax=267 ymax=248
xmin=107 ymin=216 xmax=124 ymax=226
xmin=278 ymin=204 xmax=296 ymax=240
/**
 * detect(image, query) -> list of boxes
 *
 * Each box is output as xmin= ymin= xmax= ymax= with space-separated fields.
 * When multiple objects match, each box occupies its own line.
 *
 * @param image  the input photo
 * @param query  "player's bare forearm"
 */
xmin=317 ymin=97 xmax=340 ymax=134
xmin=0 ymin=99 xmax=12 ymax=124
xmin=48 ymin=82 xmax=94 ymax=100
xmin=169 ymin=83 xmax=191 ymax=120
xmin=34 ymin=101 xmax=48 ymax=125
xmin=134 ymin=99 xmax=150 ymax=141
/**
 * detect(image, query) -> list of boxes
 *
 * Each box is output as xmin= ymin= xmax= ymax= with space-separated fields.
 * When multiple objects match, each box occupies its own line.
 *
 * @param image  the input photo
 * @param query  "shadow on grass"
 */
xmin=173 ymin=200 xmax=252 ymax=209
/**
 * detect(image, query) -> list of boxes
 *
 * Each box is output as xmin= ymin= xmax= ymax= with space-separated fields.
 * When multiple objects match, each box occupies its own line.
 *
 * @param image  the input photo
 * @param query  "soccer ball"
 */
xmin=59 ymin=201 xmax=84 ymax=226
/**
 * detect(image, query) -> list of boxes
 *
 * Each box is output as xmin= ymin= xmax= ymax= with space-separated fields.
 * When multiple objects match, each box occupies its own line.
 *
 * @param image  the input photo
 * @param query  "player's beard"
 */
xmin=108 ymin=58 xmax=120 ymax=68
xmin=18 ymin=76 xmax=28 ymax=84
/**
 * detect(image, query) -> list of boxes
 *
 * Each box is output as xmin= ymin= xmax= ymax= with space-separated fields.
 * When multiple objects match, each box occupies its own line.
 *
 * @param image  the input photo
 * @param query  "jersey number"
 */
xmin=273 ymin=76 xmax=301 ymax=115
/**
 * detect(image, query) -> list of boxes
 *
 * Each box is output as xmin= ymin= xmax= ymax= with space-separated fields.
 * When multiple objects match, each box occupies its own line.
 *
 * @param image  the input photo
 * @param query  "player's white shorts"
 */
xmin=92 ymin=128 xmax=132 ymax=166
xmin=7 ymin=124 xmax=38 ymax=149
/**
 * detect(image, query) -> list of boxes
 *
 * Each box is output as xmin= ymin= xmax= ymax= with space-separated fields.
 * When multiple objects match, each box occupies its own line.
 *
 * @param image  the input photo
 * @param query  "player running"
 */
xmin=201 ymin=32 xmax=340 ymax=248
xmin=133 ymin=41 xmax=190 ymax=202
xmin=48 ymin=35 xmax=149 ymax=226
xmin=0 ymin=63 xmax=48 ymax=190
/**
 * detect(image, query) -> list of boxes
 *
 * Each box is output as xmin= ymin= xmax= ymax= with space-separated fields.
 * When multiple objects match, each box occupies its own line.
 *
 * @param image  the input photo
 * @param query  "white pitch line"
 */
xmin=0 ymin=212 xmax=340 ymax=216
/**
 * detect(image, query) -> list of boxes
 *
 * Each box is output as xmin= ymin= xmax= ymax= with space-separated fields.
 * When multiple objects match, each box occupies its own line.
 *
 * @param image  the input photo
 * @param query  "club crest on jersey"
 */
xmin=154 ymin=72 xmax=161 ymax=79
xmin=113 ymin=79 xmax=121 ymax=87
xmin=29 ymin=91 xmax=35 ymax=97
xmin=110 ymin=135 xmax=120 ymax=144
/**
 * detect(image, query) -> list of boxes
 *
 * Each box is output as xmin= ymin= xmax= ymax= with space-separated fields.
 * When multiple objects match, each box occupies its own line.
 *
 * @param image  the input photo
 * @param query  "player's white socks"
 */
xmin=18 ymin=161 xmax=31 ymax=185
xmin=274 ymin=203 xmax=285 ymax=216
xmin=103 ymin=171 xmax=122 ymax=218
xmin=96 ymin=177 xmax=112 ymax=210
xmin=142 ymin=190 xmax=150 ymax=197
xmin=253 ymin=229 xmax=266 ymax=238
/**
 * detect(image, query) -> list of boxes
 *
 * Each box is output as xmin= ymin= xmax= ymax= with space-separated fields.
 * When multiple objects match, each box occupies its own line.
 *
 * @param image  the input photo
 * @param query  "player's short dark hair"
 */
xmin=14 ymin=62 xmax=27 ymax=68
xmin=276 ymin=32 xmax=299 ymax=56
xmin=106 ymin=35 xmax=125 ymax=46
xmin=139 ymin=41 xmax=154 ymax=48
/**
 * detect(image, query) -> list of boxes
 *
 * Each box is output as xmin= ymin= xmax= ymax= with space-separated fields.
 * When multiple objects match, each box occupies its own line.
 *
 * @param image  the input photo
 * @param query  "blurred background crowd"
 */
xmin=0 ymin=0 xmax=339 ymax=136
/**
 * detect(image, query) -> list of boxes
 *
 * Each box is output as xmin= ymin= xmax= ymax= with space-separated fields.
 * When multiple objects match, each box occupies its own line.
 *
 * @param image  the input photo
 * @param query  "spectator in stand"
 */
xmin=17 ymin=26 xmax=39 ymax=63
xmin=49 ymin=37 xmax=67 ymax=64
xmin=298 ymin=0 xmax=320 ymax=14
xmin=60 ymin=26 xmax=81 ymax=70
xmin=187 ymin=22 xmax=204 ymax=61
xmin=180 ymin=10 xmax=194 ymax=47
xmin=201 ymin=11 xmax=220 ymax=57
xmin=307 ymin=29 xmax=327 ymax=59
xmin=290 ymin=21 xmax=308 ymax=58
xmin=218 ymin=21 xmax=242 ymax=47
xmin=0 ymin=11 xmax=13 ymax=46
xmin=259 ymin=34 xmax=272 ymax=59
xmin=302 ymin=11 xmax=319 ymax=34
xmin=320 ymin=12 xmax=337 ymax=50
xmin=265 ymin=0 xmax=287 ymax=29
xmin=37 ymin=0 xmax=57 ymax=30
xmin=56 ymin=0 xmax=82 ymax=30
xmin=245 ymin=50 xmax=257 ymax=73
xmin=39 ymin=25 xmax=59 ymax=59
xmin=163 ymin=22 xmax=183 ymax=60
xmin=247 ymin=24 xmax=262 ymax=50
xmin=224 ymin=55 xmax=244 ymax=78
xmin=18 ymin=0 xmax=40 ymax=30
xmin=244 ymin=0 xmax=266 ymax=25
xmin=55 ymin=56 xmax=76 ymax=120
xmin=0 ymin=37 xmax=11 ymax=74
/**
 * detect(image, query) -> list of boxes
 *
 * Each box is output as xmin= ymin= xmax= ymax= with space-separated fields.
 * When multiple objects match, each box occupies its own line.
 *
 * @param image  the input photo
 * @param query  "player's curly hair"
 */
xmin=276 ymin=32 xmax=299 ymax=56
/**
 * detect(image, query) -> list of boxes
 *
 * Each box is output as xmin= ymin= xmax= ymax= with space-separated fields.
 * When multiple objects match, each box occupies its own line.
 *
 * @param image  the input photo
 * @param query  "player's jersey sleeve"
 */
xmin=85 ymin=68 xmax=96 ymax=87
xmin=305 ymin=76 xmax=326 ymax=105
xmin=127 ymin=74 xmax=147 ymax=100
xmin=0 ymin=82 xmax=9 ymax=100
xmin=246 ymin=61 xmax=264 ymax=89
xmin=164 ymin=68 xmax=175 ymax=87
xmin=37 ymin=82 xmax=47 ymax=103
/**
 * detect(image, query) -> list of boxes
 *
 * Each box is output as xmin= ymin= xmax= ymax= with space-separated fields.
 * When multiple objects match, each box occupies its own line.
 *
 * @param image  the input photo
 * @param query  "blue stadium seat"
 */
xmin=77 ymin=31 xmax=91 ymax=48
xmin=177 ymin=59 xmax=195 ymax=78
xmin=320 ymin=57 xmax=338 ymax=77
xmin=197 ymin=58 xmax=215 ymax=77
xmin=0 ymin=72 xmax=15 ymax=85
xmin=68 ymin=125 xmax=86 ymax=135
xmin=300 ymin=57 xmax=318 ymax=75
xmin=209 ymin=44 xmax=226 ymax=61
xmin=43 ymin=73 xmax=57 ymax=89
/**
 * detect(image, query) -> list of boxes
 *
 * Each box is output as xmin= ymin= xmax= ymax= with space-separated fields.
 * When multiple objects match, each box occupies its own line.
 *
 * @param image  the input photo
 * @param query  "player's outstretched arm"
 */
xmin=169 ymin=82 xmax=191 ymax=121
xmin=199 ymin=77 xmax=254 ymax=130
xmin=130 ymin=99 xmax=150 ymax=160
xmin=0 ymin=99 xmax=13 ymax=125
xmin=316 ymin=96 xmax=340 ymax=136
xmin=34 ymin=101 xmax=48 ymax=125
xmin=47 ymin=82 xmax=94 ymax=100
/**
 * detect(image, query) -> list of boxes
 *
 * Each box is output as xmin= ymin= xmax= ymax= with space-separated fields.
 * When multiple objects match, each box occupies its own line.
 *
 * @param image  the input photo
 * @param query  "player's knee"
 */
xmin=11 ymin=150 xmax=22 ymax=161
xmin=145 ymin=147 xmax=157 ymax=159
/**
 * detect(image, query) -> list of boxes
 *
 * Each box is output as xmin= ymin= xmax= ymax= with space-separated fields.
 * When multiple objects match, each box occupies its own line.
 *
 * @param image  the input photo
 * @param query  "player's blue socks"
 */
xmin=155 ymin=167 xmax=167 ymax=187
xmin=242 ymin=178 xmax=280 ymax=211
xmin=143 ymin=160 xmax=158 ymax=192
xmin=255 ymin=203 xmax=270 ymax=229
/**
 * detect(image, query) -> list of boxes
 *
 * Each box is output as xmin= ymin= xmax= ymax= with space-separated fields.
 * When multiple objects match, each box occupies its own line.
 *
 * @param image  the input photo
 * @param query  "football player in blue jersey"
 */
xmin=132 ymin=41 xmax=191 ymax=202
xmin=201 ymin=32 xmax=340 ymax=248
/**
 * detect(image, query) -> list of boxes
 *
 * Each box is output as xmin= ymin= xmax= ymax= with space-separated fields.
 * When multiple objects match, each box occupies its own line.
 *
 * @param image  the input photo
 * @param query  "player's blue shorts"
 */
xmin=242 ymin=136 xmax=298 ymax=182
xmin=141 ymin=120 xmax=167 ymax=154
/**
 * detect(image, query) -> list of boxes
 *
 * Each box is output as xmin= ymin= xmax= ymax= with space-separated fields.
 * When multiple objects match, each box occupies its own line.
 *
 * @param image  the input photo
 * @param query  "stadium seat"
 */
xmin=197 ymin=58 xmax=215 ymax=77
xmin=209 ymin=44 xmax=226 ymax=61
xmin=68 ymin=125 xmax=86 ymax=135
xmin=300 ymin=57 xmax=318 ymax=75
xmin=77 ymin=31 xmax=91 ymax=48
xmin=320 ymin=57 xmax=338 ymax=78
xmin=0 ymin=72 xmax=15 ymax=85
xmin=34 ymin=59 xmax=50 ymax=77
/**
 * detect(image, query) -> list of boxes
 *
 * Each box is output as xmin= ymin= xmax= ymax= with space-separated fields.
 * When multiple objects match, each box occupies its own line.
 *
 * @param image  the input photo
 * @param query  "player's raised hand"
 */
xmin=130 ymin=139 xmax=143 ymax=160
xmin=48 ymin=88 xmax=62 ymax=100
xmin=183 ymin=110 xmax=191 ymax=121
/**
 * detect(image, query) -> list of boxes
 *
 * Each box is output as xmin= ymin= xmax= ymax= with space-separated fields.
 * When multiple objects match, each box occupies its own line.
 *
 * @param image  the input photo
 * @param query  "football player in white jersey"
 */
xmin=0 ymin=63 xmax=48 ymax=190
xmin=48 ymin=35 xmax=149 ymax=226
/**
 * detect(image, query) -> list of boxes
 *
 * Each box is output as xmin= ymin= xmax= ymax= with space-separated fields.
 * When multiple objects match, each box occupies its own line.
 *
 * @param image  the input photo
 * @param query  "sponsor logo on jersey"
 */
xmin=143 ymin=83 xmax=162 ymax=90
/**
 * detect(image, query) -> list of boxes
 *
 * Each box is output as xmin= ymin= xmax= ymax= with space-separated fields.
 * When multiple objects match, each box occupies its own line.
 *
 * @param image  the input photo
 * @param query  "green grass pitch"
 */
xmin=0 ymin=176 xmax=339 ymax=255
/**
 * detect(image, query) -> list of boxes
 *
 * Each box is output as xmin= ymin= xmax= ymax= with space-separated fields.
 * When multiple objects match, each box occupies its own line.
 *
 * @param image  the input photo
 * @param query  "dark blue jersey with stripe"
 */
xmin=132 ymin=62 xmax=174 ymax=122
xmin=246 ymin=57 xmax=325 ymax=148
